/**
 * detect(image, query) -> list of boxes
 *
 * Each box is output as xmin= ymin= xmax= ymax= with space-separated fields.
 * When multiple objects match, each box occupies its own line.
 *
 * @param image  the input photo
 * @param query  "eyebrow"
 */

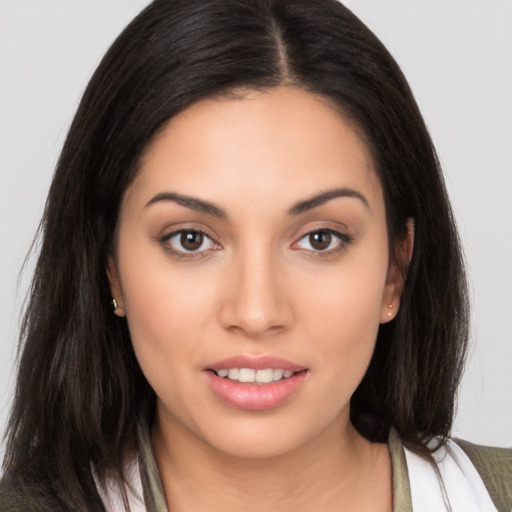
xmin=144 ymin=192 xmax=227 ymax=218
xmin=144 ymin=187 xmax=370 ymax=218
xmin=288 ymin=188 xmax=370 ymax=215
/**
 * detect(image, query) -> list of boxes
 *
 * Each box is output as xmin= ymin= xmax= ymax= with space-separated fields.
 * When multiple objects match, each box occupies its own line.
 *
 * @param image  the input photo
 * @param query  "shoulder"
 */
xmin=454 ymin=438 xmax=512 ymax=511
xmin=390 ymin=429 xmax=512 ymax=512
xmin=0 ymin=477 xmax=63 ymax=512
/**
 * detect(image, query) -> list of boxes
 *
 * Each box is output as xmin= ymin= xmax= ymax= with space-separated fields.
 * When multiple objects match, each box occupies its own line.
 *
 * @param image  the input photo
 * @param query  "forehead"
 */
xmin=126 ymin=86 xmax=383 ymax=215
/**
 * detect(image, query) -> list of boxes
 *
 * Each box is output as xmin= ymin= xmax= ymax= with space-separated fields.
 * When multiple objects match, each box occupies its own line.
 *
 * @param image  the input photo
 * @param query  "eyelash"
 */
xmin=159 ymin=228 xmax=352 ymax=259
xmin=292 ymin=228 xmax=352 ymax=256
xmin=159 ymin=229 xmax=219 ymax=259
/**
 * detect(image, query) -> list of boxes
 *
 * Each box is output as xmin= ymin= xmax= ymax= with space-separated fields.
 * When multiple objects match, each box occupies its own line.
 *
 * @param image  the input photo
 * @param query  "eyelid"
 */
xmin=159 ymin=227 xmax=221 ymax=258
xmin=157 ymin=220 xmax=221 ymax=245
xmin=292 ymin=227 xmax=353 ymax=253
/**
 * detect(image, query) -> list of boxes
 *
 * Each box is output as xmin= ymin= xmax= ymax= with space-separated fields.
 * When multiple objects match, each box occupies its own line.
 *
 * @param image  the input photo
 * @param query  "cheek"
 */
xmin=120 ymin=269 xmax=220 ymax=426
xmin=116 ymin=237 xmax=218 ymax=388
xmin=297 ymin=249 xmax=389 ymax=379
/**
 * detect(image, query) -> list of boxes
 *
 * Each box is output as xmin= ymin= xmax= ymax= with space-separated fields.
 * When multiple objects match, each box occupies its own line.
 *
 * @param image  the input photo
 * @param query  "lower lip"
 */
xmin=204 ymin=371 xmax=308 ymax=411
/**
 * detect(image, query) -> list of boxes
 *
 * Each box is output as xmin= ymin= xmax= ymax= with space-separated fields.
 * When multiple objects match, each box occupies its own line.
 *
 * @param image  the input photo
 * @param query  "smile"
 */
xmin=205 ymin=355 xmax=308 ymax=410
xmin=215 ymin=368 xmax=295 ymax=384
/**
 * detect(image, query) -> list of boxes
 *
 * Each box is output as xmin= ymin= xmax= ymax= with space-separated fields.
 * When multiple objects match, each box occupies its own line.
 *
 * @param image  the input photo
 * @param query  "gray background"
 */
xmin=1 ymin=0 xmax=511 ymax=465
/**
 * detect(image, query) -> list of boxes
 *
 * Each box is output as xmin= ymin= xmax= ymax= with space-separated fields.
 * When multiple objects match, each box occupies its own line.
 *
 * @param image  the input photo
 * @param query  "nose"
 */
xmin=218 ymin=248 xmax=294 ymax=338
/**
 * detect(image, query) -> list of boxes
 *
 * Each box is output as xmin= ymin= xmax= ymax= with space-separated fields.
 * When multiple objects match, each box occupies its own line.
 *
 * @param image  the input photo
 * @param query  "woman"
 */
xmin=1 ymin=0 xmax=511 ymax=510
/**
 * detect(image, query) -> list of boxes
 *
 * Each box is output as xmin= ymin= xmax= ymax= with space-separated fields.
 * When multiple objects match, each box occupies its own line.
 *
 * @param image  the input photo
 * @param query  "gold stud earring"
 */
xmin=111 ymin=298 xmax=126 ymax=317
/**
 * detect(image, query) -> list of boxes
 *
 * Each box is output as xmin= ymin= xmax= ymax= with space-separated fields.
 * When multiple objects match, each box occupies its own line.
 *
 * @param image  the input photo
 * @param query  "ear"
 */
xmin=380 ymin=219 xmax=414 ymax=323
xmin=107 ymin=256 xmax=126 ymax=317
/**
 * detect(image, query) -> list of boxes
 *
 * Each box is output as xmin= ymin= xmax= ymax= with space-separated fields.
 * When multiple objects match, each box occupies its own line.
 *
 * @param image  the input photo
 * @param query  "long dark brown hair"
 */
xmin=3 ymin=0 xmax=469 ymax=509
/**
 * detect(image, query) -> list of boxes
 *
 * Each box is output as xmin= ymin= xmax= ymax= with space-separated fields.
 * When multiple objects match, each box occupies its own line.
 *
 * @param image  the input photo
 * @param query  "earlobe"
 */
xmin=380 ymin=218 xmax=415 ymax=324
xmin=379 ymin=266 xmax=400 ymax=324
xmin=107 ymin=256 xmax=126 ymax=317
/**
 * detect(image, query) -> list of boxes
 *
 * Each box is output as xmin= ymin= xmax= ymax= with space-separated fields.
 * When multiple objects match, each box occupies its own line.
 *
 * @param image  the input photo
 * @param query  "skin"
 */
xmin=109 ymin=86 xmax=410 ymax=511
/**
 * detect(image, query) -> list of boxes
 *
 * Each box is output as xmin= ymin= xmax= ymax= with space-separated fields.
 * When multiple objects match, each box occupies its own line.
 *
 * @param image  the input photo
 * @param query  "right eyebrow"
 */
xmin=144 ymin=192 xmax=227 ymax=218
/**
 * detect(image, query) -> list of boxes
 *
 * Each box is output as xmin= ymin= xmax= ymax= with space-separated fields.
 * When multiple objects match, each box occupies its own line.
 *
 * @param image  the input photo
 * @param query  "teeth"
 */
xmin=256 ymin=369 xmax=274 ymax=383
xmin=227 ymin=368 xmax=239 ymax=380
xmin=238 ymin=368 xmax=256 ymax=382
xmin=273 ymin=368 xmax=284 ymax=381
xmin=215 ymin=367 xmax=296 ymax=384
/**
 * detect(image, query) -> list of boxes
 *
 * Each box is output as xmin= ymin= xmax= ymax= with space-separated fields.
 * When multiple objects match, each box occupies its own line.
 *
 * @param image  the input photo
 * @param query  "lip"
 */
xmin=204 ymin=355 xmax=308 ymax=411
xmin=206 ymin=355 xmax=306 ymax=373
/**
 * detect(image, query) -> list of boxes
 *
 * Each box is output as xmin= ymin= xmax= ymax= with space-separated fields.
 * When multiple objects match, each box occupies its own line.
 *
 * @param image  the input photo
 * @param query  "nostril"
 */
xmin=217 ymin=263 xmax=295 ymax=336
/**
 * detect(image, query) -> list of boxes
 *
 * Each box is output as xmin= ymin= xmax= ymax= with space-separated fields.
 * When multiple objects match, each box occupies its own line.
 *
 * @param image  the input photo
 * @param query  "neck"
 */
xmin=152 ymin=412 xmax=392 ymax=512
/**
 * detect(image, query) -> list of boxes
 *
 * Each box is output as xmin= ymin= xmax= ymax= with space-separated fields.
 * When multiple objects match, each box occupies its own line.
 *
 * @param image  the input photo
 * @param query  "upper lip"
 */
xmin=206 ymin=355 xmax=307 ymax=372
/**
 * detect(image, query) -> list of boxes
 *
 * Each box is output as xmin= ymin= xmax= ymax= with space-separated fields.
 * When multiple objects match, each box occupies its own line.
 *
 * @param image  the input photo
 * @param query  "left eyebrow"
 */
xmin=288 ymin=188 xmax=370 ymax=216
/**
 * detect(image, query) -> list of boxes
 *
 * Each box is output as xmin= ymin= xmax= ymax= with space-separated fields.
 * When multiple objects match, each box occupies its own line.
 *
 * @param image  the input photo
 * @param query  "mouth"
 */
xmin=212 ymin=367 xmax=297 ymax=384
xmin=204 ymin=355 xmax=308 ymax=410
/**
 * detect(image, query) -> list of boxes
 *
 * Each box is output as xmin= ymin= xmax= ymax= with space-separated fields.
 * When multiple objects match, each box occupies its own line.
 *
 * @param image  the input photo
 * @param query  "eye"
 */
xmin=161 ymin=229 xmax=218 ymax=254
xmin=294 ymin=229 xmax=349 ymax=253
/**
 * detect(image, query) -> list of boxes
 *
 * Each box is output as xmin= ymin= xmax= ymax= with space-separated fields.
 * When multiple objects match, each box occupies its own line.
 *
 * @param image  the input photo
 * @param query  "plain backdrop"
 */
xmin=1 ymin=0 xmax=511 ymax=466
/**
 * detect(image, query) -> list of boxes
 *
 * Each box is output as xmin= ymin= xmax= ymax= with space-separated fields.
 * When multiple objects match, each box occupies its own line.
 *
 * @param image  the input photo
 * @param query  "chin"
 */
xmin=193 ymin=408 xmax=342 ymax=461
xmin=206 ymin=429 xmax=306 ymax=460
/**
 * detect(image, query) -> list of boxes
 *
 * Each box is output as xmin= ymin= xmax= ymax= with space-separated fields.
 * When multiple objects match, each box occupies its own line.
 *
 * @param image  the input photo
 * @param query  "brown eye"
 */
xmin=294 ymin=228 xmax=350 ymax=254
xmin=181 ymin=231 xmax=203 ymax=251
xmin=309 ymin=231 xmax=332 ymax=251
xmin=162 ymin=229 xmax=217 ymax=254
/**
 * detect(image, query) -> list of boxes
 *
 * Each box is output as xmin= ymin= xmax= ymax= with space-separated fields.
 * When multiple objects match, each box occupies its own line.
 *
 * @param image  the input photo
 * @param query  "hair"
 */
xmin=3 ymin=0 xmax=469 ymax=509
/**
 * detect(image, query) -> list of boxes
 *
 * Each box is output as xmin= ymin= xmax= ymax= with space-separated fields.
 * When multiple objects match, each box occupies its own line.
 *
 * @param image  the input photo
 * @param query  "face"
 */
xmin=109 ymin=86 xmax=404 ymax=459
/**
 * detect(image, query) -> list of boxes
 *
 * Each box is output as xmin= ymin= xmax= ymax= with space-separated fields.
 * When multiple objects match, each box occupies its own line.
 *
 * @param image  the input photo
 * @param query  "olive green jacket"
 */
xmin=1 ymin=425 xmax=511 ymax=511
